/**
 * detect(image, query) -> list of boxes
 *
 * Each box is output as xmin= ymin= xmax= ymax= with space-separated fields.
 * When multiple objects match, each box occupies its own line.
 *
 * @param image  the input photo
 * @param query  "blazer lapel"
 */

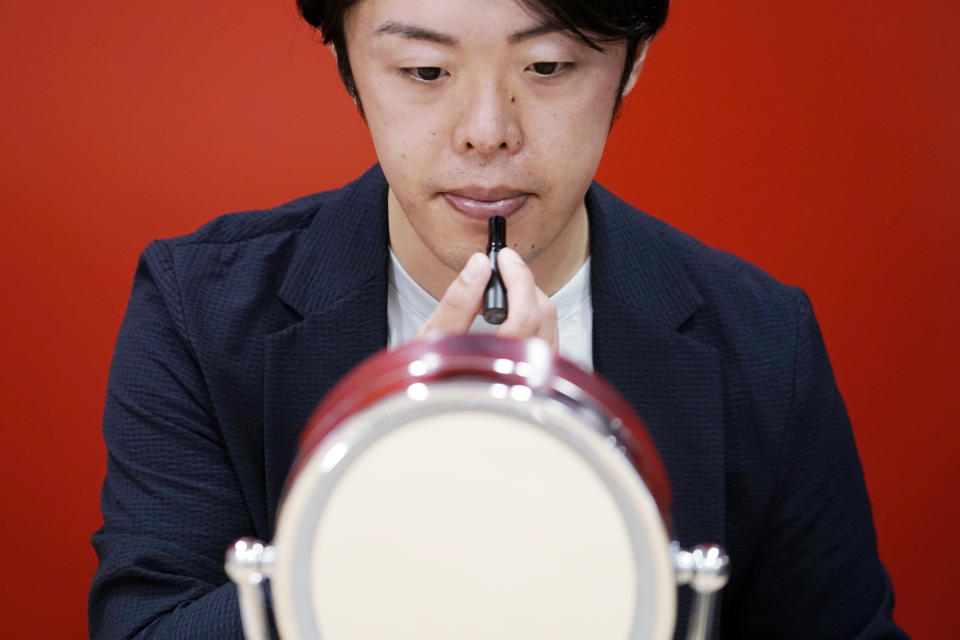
xmin=588 ymin=184 xmax=726 ymax=550
xmin=263 ymin=167 xmax=390 ymax=531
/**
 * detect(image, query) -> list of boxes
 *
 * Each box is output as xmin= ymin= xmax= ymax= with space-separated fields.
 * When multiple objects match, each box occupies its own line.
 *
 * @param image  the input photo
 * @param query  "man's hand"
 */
xmin=415 ymin=248 xmax=558 ymax=348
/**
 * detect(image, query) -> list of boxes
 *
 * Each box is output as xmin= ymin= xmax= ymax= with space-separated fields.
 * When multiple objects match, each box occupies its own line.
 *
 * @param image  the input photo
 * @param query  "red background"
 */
xmin=1 ymin=1 xmax=957 ymax=637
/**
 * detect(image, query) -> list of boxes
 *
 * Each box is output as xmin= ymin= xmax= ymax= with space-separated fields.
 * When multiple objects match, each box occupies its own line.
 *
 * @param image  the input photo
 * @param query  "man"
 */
xmin=90 ymin=0 xmax=906 ymax=638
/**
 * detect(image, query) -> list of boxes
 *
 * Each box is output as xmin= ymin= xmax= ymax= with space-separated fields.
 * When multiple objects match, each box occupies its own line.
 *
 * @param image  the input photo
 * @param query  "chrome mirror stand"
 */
xmin=673 ymin=543 xmax=730 ymax=640
xmin=225 ymin=538 xmax=275 ymax=640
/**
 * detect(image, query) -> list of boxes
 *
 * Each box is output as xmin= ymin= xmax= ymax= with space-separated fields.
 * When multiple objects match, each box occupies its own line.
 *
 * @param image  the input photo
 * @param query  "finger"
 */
xmin=415 ymin=252 xmax=491 ymax=339
xmin=495 ymin=247 xmax=551 ymax=341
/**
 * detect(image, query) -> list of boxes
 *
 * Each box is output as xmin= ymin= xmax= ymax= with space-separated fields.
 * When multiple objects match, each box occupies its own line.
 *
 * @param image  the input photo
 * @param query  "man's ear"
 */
xmin=620 ymin=40 xmax=652 ymax=98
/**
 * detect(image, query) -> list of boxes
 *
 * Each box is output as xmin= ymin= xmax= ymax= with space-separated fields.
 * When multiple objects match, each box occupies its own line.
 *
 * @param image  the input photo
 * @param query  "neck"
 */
xmin=388 ymin=188 xmax=590 ymax=300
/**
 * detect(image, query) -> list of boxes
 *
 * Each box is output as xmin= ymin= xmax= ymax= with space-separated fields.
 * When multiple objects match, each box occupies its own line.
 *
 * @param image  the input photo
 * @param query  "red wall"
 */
xmin=1 ymin=1 xmax=956 ymax=637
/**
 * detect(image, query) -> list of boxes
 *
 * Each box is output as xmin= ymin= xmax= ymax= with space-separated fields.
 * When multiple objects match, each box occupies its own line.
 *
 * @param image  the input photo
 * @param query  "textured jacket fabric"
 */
xmin=90 ymin=165 xmax=906 ymax=639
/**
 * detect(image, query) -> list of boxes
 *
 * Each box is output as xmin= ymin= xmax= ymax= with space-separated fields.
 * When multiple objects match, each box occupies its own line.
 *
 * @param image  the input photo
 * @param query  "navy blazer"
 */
xmin=90 ymin=166 xmax=905 ymax=639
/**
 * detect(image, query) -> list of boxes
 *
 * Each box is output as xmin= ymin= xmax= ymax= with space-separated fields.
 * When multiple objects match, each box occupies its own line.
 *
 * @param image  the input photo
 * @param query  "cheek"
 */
xmin=526 ymin=95 xmax=612 ymax=193
xmin=354 ymin=69 xmax=432 ymax=165
xmin=532 ymin=74 xmax=617 ymax=156
xmin=366 ymin=97 xmax=447 ymax=184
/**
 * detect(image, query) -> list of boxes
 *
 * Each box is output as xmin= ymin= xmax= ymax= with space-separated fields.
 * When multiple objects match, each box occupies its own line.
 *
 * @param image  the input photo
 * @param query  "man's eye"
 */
xmin=403 ymin=67 xmax=446 ymax=82
xmin=528 ymin=61 xmax=570 ymax=76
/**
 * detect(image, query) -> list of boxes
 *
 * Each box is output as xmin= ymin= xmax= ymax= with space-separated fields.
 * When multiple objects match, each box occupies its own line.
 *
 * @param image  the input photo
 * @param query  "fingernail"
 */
xmin=501 ymin=247 xmax=524 ymax=264
xmin=460 ymin=253 xmax=486 ymax=283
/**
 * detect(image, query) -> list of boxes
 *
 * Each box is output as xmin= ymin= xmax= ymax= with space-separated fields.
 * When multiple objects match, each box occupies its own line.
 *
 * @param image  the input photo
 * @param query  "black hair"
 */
xmin=296 ymin=0 xmax=669 ymax=114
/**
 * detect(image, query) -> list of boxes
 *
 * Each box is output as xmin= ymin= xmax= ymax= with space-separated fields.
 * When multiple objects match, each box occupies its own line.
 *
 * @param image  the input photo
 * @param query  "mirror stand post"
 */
xmin=226 ymin=538 xmax=275 ymax=640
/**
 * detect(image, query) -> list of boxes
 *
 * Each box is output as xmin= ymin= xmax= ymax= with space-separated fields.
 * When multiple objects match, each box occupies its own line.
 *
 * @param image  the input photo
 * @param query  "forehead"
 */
xmin=346 ymin=0 xmax=561 ymax=46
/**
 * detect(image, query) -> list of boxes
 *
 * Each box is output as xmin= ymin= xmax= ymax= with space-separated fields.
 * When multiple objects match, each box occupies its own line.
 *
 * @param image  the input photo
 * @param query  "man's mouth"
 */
xmin=441 ymin=187 xmax=531 ymax=219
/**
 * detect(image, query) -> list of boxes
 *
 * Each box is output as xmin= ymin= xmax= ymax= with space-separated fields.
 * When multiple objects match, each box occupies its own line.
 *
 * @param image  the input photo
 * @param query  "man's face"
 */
xmin=344 ymin=0 xmax=636 ymax=290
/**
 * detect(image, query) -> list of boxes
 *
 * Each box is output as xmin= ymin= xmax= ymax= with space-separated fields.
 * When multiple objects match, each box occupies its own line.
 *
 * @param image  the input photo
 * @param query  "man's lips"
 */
xmin=442 ymin=188 xmax=531 ymax=219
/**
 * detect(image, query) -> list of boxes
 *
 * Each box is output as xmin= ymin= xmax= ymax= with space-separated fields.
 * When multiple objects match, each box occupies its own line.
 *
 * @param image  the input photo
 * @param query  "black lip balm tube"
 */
xmin=483 ymin=215 xmax=508 ymax=324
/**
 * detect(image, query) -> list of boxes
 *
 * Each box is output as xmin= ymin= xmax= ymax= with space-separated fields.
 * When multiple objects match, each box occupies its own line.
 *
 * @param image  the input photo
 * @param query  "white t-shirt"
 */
xmin=386 ymin=249 xmax=594 ymax=371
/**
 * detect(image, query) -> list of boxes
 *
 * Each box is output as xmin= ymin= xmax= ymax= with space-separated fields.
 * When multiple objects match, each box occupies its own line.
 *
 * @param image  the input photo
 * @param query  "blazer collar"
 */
xmin=277 ymin=165 xmax=391 ymax=318
xmin=586 ymin=182 xmax=705 ymax=330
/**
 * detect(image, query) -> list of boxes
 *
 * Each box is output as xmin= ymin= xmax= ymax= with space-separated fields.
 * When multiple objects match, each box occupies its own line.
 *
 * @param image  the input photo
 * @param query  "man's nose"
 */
xmin=452 ymin=83 xmax=522 ymax=155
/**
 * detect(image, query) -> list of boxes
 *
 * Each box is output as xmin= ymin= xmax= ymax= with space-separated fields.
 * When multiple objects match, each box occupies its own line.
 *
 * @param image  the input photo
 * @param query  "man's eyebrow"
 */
xmin=507 ymin=21 xmax=566 ymax=44
xmin=373 ymin=21 xmax=458 ymax=47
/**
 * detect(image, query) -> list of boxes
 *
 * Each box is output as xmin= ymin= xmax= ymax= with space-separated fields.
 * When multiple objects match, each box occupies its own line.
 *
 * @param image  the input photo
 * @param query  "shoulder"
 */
xmin=148 ymin=189 xmax=329 ymax=263
xmin=589 ymin=182 xmax=804 ymax=339
xmin=127 ymin=168 xmax=384 ymax=351
xmin=168 ymin=192 xmax=325 ymax=248
xmin=133 ymin=194 xmax=321 ymax=328
xmin=140 ymin=166 xmax=386 ymax=289
xmin=663 ymin=217 xmax=803 ymax=331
